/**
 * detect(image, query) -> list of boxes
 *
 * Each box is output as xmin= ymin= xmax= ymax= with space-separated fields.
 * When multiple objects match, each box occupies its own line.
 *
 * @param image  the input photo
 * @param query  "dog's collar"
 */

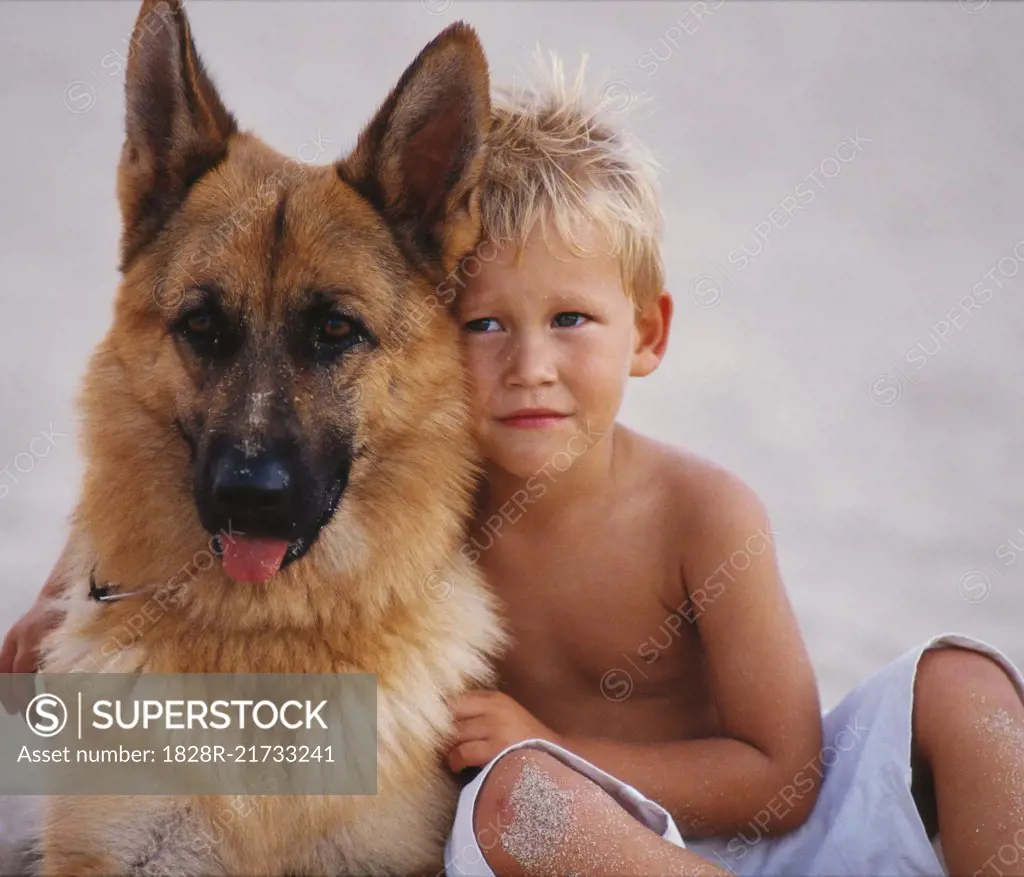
xmin=88 ymin=568 xmax=146 ymax=603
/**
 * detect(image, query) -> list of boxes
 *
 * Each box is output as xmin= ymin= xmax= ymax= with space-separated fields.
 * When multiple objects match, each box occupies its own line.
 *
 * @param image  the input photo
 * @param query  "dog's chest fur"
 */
xmin=38 ymin=553 xmax=503 ymax=875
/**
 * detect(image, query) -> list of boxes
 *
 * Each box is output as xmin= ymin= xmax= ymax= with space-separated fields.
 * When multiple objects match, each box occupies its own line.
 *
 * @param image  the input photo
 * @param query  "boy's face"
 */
xmin=456 ymin=221 xmax=651 ymax=478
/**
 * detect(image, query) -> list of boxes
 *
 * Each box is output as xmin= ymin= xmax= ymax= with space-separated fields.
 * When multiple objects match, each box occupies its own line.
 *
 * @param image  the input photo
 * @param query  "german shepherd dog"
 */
xmin=29 ymin=1 xmax=506 ymax=873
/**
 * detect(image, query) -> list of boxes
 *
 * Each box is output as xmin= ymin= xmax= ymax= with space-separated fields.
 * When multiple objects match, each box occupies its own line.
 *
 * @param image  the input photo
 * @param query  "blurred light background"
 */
xmin=0 ymin=0 xmax=1021 ymax=709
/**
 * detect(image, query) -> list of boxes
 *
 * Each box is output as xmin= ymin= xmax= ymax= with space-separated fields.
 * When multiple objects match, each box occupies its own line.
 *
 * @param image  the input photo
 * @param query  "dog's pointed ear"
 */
xmin=117 ymin=0 xmax=238 ymax=272
xmin=337 ymin=22 xmax=491 ymax=280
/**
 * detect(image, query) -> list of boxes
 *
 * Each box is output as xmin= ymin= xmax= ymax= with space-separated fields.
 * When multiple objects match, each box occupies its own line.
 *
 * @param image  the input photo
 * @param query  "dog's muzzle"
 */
xmin=192 ymin=435 xmax=352 ymax=582
xmin=209 ymin=446 xmax=296 ymax=533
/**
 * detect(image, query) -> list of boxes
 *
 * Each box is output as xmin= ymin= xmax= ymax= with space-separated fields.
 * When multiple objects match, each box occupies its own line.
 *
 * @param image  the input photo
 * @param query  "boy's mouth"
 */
xmin=497 ymin=409 xmax=569 ymax=429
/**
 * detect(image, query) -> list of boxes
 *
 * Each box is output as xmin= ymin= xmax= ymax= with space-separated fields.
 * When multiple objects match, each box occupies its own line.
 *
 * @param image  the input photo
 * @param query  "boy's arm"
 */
xmin=558 ymin=470 xmax=824 ymax=839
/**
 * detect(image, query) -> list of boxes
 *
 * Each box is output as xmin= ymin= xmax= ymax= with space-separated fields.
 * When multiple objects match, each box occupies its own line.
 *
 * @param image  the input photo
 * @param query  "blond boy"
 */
xmin=436 ymin=63 xmax=1024 ymax=877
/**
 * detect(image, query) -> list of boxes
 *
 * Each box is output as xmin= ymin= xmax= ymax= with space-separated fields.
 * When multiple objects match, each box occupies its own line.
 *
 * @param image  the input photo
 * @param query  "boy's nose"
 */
xmin=504 ymin=335 xmax=557 ymax=387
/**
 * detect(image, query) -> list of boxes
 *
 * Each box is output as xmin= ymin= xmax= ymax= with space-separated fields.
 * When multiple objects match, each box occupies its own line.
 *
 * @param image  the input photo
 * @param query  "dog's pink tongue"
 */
xmin=221 ymin=537 xmax=289 ymax=582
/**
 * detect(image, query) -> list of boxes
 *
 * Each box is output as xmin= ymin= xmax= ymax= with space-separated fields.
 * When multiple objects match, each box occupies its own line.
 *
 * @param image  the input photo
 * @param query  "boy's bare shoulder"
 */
xmin=618 ymin=425 xmax=769 ymax=540
xmin=618 ymin=424 xmax=776 ymax=615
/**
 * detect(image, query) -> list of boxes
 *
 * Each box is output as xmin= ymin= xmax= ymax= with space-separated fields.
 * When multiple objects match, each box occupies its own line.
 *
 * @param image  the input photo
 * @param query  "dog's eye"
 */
xmin=176 ymin=307 xmax=218 ymax=338
xmin=186 ymin=312 xmax=215 ymax=335
xmin=315 ymin=312 xmax=365 ymax=351
xmin=321 ymin=314 xmax=353 ymax=342
xmin=173 ymin=307 xmax=234 ymax=359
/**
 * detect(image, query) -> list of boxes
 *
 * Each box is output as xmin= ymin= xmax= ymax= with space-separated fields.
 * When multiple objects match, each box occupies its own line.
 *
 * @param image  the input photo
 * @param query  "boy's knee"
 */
xmin=471 ymin=748 xmax=584 ymax=874
xmin=473 ymin=750 xmax=561 ymax=853
xmin=916 ymin=648 xmax=1020 ymax=710
xmin=913 ymin=647 xmax=1023 ymax=755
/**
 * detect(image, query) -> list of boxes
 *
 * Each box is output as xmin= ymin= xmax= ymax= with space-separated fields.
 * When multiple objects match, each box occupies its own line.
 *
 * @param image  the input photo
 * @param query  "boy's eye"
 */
xmin=552 ymin=312 xmax=589 ymax=328
xmin=463 ymin=317 xmax=502 ymax=333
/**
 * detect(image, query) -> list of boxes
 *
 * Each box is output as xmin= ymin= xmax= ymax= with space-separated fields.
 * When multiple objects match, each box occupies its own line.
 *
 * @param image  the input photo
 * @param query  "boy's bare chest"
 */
xmin=478 ymin=520 xmax=718 ymax=742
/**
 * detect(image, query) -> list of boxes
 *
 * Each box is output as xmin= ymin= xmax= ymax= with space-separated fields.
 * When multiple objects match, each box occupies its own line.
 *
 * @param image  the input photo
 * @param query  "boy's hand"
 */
xmin=0 ymin=599 xmax=62 ymax=674
xmin=0 ymin=599 xmax=63 ymax=717
xmin=446 ymin=690 xmax=562 ymax=772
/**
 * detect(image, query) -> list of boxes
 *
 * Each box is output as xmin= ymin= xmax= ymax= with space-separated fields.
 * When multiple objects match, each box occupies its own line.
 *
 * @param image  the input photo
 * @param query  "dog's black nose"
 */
xmin=210 ymin=448 xmax=294 ymax=523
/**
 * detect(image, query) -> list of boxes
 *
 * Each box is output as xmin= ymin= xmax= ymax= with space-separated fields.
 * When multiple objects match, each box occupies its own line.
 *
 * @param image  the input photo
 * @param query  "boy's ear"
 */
xmin=630 ymin=291 xmax=673 ymax=377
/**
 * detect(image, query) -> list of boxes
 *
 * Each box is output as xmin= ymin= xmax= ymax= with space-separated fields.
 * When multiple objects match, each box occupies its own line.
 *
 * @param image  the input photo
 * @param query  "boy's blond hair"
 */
xmin=479 ymin=52 xmax=665 ymax=311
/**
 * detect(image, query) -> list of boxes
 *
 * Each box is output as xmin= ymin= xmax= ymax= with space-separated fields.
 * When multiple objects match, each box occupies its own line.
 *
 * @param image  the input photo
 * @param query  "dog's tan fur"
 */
xmin=35 ymin=2 xmax=505 ymax=873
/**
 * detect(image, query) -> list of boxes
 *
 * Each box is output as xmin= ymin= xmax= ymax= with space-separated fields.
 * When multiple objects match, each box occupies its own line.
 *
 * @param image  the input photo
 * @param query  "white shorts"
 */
xmin=443 ymin=633 xmax=1024 ymax=877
